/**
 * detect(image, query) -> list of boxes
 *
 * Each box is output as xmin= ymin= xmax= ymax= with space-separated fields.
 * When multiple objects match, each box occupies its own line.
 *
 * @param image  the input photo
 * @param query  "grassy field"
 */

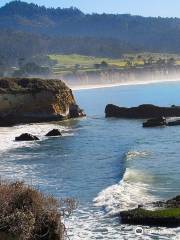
xmin=49 ymin=54 xmax=143 ymax=75
xmin=130 ymin=208 xmax=180 ymax=218
xmin=120 ymin=207 xmax=180 ymax=227
xmin=49 ymin=53 xmax=180 ymax=75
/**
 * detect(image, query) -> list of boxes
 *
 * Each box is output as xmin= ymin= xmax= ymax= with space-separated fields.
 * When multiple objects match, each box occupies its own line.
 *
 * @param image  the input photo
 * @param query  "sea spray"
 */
xmin=0 ymin=123 xmax=73 ymax=152
xmin=93 ymin=168 xmax=158 ymax=215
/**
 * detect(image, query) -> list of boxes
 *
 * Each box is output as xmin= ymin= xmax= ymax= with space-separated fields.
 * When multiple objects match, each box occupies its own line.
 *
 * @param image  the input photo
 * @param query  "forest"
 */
xmin=1 ymin=1 xmax=180 ymax=66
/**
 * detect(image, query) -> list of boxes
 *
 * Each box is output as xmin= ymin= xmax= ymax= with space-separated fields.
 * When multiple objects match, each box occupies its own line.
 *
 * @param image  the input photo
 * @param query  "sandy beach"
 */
xmin=71 ymin=78 xmax=180 ymax=91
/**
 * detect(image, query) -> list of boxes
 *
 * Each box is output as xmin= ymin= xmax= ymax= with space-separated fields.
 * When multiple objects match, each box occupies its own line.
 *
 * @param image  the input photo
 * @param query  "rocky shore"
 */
xmin=120 ymin=196 xmax=180 ymax=227
xmin=105 ymin=104 xmax=180 ymax=119
xmin=0 ymin=78 xmax=85 ymax=126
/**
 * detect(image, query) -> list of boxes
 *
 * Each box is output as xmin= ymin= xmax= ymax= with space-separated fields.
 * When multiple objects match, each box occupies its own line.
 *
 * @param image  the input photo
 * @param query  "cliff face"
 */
xmin=62 ymin=65 xmax=180 ymax=87
xmin=0 ymin=78 xmax=84 ymax=126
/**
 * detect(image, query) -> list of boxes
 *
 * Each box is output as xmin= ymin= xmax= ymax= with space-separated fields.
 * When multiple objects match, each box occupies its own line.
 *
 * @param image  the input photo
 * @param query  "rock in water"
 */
xmin=0 ymin=78 xmax=85 ymax=126
xmin=167 ymin=119 xmax=180 ymax=126
xmin=105 ymin=104 xmax=180 ymax=118
xmin=69 ymin=104 xmax=86 ymax=118
xmin=46 ymin=129 xmax=62 ymax=137
xmin=143 ymin=116 xmax=166 ymax=127
xmin=120 ymin=195 xmax=180 ymax=228
xmin=15 ymin=133 xmax=39 ymax=141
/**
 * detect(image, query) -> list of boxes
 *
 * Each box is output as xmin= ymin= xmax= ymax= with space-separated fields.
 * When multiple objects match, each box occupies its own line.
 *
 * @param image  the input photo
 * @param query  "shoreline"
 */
xmin=71 ymin=78 xmax=180 ymax=91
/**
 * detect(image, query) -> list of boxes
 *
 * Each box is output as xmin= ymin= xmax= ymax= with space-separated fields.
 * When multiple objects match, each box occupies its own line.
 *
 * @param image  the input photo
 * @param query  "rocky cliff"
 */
xmin=0 ymin=78 xmax=85 ymax=126
xmin=60 ymin=65 xmax=180 ymax=88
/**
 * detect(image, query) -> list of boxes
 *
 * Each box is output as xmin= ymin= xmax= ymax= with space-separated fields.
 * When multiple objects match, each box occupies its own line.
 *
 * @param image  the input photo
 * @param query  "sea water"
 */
xmin=0 ymin=82 xmax=180 ymax=239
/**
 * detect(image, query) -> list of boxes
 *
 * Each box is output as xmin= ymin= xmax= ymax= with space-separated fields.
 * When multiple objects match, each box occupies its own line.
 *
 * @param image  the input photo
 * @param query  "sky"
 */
xmin=0 ymin=0 xmax=180 ymax=18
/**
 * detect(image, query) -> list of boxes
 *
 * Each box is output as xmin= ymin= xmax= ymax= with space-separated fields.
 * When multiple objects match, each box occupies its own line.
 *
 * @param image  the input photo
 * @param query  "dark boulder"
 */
xmin=69 ymin=104 xmax=86 ymax=118
xmin=15 ymin=133 xmax=39 ymax=141
xmin=45 ymin=129 xmax=62 ymax=137
xmin=105 ymin=104 xmax=180 ymax=119
xmin=167 ymin=119 xmax=180 ymax=126
xmin=143 ymin=116 xmax=166 ymax=127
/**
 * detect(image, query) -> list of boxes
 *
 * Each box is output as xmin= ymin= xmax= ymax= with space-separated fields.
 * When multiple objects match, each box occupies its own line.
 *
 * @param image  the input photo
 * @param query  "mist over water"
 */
xmin=0 ymin=82 xmax=180 ymax=239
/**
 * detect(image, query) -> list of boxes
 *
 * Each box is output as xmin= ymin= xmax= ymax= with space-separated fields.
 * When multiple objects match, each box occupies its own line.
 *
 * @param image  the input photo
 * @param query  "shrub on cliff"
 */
xmin=0 ymin=181 xmax=76 ymax=240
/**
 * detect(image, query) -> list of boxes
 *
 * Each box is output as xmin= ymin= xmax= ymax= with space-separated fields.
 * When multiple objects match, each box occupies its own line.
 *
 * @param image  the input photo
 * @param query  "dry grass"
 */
xmin=0 ymin=181 xmax=76 ymax=240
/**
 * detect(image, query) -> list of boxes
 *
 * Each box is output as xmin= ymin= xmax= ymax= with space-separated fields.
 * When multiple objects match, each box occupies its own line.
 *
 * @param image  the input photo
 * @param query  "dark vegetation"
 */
xmin=0 ymin=180 xmax=76 ymax=240
xmin=0 ymin=77 xmax=68 ymax=94
xmin=120 ymin=208 xmax=180 ymax=227
xmin=13 ymin=62 xmax=51 ymax=77
xmin=2 ymin=1 xmax=180 ymax=67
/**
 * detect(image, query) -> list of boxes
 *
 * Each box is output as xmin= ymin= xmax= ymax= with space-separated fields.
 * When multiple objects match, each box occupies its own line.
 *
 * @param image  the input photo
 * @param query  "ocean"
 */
xmin=0 ymin=81 xmax=180 ymax=239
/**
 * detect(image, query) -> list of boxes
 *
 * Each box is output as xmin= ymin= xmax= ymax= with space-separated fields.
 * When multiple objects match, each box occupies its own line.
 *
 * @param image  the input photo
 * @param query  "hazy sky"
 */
xmin=1 ymin=0 xmax=180 ymax=17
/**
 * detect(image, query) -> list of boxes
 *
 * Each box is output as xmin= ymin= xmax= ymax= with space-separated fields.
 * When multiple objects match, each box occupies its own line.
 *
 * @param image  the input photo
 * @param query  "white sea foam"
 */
xmin=66 ymin=167 xmax=180 ymax=240
xmin=93 ymin=168 xmax=157 ymax=216
xmin=0 ymin=123 xmax=73 ymax=153
xmin=126 ymin=150 xmax=149 ymax=161
xmin=67 ymin=212 xmax=180 ymax=240
xmin=90 ymin=165 xmax=180 ymax=239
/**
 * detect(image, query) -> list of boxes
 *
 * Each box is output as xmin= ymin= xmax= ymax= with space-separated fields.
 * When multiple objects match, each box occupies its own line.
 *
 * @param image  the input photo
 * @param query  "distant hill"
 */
xmin=1 ymin=1 xmax=180 ymax=65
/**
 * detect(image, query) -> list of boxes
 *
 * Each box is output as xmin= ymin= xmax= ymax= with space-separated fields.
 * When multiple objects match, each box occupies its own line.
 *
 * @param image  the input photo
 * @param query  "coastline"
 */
xmin=71 ymin=78 xmax=180 ymax=91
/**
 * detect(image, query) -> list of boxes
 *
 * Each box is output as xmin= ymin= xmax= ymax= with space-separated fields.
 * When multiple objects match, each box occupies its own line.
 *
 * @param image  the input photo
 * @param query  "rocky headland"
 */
xmin=105 ymin=104 xmax=180 ymax=119
xmin=0 ymin=78 xmax=85 ymax=126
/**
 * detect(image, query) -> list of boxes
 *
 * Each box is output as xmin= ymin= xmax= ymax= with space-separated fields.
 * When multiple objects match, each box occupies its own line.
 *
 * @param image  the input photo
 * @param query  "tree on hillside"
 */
xmin=101 ymin=61 xmax=108 ymax=68
xmin=167 ymin=57 xmax=176 ymax=66
xmin=13 ymin=62 xmax=50 ymax=77
xmin=125 ymin=60 xmax=133 ymax=68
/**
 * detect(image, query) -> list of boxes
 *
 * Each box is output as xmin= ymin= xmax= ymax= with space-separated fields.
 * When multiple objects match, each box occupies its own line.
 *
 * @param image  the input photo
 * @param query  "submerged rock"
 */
xmin=15 ymin=133 xmax=39 ymax=141
xmin=0 ymin=78 xmax=85 ymax=126
xmin=45 ymin=129 xmax=62 ymax=137
xmin=105 ymin=104 xmax=180 ymax=119
xmin=143 ymin=116 xmax=166 ymax=127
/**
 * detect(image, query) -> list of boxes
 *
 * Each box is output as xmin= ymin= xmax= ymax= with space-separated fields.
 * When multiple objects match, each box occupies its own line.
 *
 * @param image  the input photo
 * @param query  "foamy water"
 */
xmin=94 ymin=168 xmax=157 ymax=215
xmin=67 ymin=148 xmax=180 ymax=239
xmin=0 ymin=123 xmax=73 ymax=152
xmin=0 ymin=82 xmax=180 ymax=239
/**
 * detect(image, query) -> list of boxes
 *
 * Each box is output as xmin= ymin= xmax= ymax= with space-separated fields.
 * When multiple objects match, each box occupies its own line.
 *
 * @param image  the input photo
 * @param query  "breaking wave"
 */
xmin=126 ymin=150 xmax=149 ymax=160
xmin=93 ymin=168 xmax=157 ymax=215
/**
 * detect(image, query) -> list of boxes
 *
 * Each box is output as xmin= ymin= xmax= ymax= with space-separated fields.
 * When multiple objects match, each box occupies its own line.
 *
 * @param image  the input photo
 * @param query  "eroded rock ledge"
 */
xmin=0 ymin=78 xmax=85 ymax=126
xmin=120 ymin=196 xmax=180 ymax=227
xmin=105 ymin=104 xmax=180 ymax=119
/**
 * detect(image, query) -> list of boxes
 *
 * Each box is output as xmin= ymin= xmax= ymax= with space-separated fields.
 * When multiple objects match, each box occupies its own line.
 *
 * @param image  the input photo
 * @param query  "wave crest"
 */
xmin=93 ymin=168 xmax=157 ymax=216
xmin=126 ymin=150 xmax=149 ymax=161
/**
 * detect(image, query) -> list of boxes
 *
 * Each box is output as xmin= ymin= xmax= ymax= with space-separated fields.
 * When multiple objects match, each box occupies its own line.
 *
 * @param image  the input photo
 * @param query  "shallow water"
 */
xmin=0 ymin=82 xmax=180 ymax=239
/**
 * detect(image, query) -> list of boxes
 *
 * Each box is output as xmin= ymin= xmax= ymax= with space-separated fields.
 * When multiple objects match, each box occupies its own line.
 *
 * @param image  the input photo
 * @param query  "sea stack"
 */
xmin=0 ymin=78 xmax=85 ymax=126
xmin=105 ymin=104 xmax=180 ymax=119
